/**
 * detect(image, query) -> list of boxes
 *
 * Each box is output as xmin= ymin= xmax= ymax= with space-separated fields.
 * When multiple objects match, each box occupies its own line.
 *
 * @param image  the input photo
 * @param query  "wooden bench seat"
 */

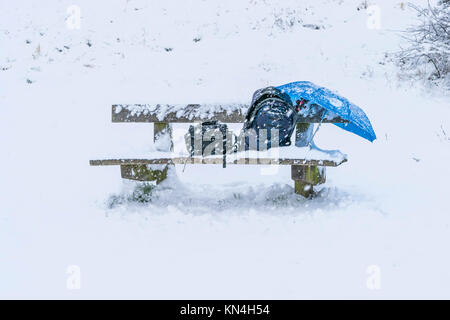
xmin=90 ymin=157 xmax=346 ymax=167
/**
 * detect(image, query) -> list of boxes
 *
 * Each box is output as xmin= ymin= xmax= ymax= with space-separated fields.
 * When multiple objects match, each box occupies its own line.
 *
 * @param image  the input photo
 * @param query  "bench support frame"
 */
xmin=120 ymin=164 xmax=169 ymax=183
xmin=110 ymin=116 xmax=337 ymax=198
xmin=292 ymin=123 xmax=326 ymax=197
xmin=121 ymin=122 xmax=174 ymax=184
xmin=291 ymin=165 xmax=326 ymax=197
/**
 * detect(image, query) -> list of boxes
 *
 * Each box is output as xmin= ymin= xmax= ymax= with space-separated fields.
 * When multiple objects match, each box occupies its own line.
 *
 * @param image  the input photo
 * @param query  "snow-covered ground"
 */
xmin=1 ymin=0 xmax=449 ymax=299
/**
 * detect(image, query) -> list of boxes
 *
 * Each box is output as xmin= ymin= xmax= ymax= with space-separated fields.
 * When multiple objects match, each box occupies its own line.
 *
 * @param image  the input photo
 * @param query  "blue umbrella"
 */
xmin=276 ymin=81 xmax=376 ymax=142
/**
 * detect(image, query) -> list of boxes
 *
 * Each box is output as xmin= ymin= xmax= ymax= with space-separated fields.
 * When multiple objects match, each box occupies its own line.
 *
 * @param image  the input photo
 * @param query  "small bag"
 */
xmin=185 ymin=121 xmax=231 ymax=168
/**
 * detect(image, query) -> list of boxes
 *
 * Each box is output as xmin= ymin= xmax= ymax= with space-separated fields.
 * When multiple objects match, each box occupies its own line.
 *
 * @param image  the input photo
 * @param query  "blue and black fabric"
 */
xmin=242 ymin=86 xmax=297 ymax=150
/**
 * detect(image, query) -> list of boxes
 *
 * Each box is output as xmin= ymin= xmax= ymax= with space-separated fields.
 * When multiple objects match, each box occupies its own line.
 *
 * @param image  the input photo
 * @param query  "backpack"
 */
xmin=242 ymin=86 xmax=297 ymax=150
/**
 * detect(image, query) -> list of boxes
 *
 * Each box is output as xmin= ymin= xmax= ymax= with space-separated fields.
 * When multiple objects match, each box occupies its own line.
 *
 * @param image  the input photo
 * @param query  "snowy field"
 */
xmin=1 ymin=0 xmax=450 ymax=299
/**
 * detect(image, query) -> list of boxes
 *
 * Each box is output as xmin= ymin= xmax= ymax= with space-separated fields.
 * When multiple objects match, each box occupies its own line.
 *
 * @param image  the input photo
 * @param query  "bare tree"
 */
xmin=396 ymin=1 xmax=449 ymax=87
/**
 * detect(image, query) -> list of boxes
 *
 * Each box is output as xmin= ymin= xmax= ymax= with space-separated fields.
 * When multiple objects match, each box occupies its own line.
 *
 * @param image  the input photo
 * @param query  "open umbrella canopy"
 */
xmin=277 ymin=81 xmax=376 ymax=142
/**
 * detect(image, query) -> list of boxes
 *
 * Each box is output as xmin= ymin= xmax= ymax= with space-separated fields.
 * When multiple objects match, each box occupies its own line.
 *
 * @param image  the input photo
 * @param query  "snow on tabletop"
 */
xmin=115 ymin=104 xmax=249 ymax=121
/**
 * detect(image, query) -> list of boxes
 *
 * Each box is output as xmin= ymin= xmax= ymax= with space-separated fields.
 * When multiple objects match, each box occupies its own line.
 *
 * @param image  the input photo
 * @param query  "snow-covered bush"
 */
xmin=396 ymin=1 xmax=450 ymax=87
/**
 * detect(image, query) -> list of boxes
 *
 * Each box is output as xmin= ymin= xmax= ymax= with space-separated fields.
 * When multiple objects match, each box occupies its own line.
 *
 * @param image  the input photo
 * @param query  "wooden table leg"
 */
xmin=292 ymin=165 xmax=326 ymax=198
xmin=119 ymin=122 xmax=174 ymax=184
xmin=120 ymin=164 xmax=169 ymax=184
xmin=151 ymin=122 xmax=174 ymax=184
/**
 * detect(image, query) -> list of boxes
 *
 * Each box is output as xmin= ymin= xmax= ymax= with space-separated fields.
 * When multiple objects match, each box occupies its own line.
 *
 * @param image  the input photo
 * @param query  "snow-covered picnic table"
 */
xmin=90 ymin=103 xmax=349 ymax=197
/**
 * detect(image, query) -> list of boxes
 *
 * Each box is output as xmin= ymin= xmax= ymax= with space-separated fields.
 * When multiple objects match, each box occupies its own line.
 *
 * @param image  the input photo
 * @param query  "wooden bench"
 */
xmin=90 ymin=104 xmax=348 ymax=197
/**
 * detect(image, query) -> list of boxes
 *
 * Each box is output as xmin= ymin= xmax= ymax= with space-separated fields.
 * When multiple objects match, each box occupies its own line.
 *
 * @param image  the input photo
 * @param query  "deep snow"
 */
xmin=1 ymin=0 xmax=450 ymax=299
